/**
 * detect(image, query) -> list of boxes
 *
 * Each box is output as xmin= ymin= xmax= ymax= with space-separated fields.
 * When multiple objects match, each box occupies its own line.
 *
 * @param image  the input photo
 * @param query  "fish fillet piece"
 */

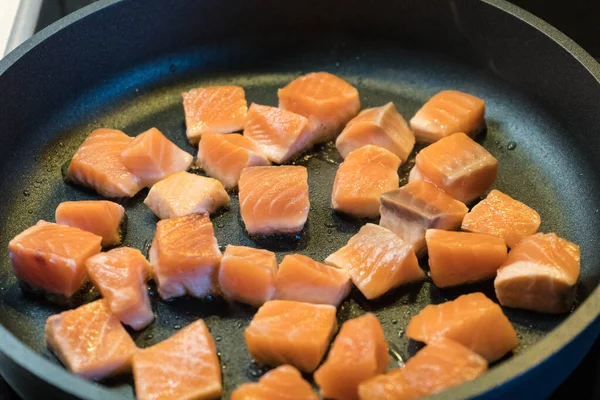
xmin=218 ymin=245 xmax=277 ymax=307
xmin=45 ymin=299 xmax=138 ymax=381
xmin=358 ymin=338 xmax=487 ymax=400
xmin=85 ymin=247 xmax=153 ymax=330
xmin=409 ymin=132 xmax=498 ymax=203
xmin=55 ymin=200 xmax=126 ymax=247
xmin=332 ymin=145 xmax=401 ymax=218
xmin=410 ymin=90 xmax=485 ymax=143
xmin=182 ymin=85 xmax=248 ymax=144
xmin=144 ymin=171 xmax=230 ymax=219
xmin=274 ymin=254 xmax=351 ymax=307
xmin=66 ymin=128 xmax=143 ymax=198
xmin=231 ymin=365 xmax=318 ymax=400
xmin=198 ymin=132 xmax=270 ymax=190
xmin=314 ymin=313 xmax=389 ymax=400
xmin=120 ymin=127 xmax=193 ymax=187
xmin=379 ymin=180 xmax=468 ymax=255
xmin=462 ymin=189 xmax=541 ymax=248
xmin=239 ymin=166 xmax=309 ymax=235
xmin=278 ymin=72 xmax=360 ymax=144
xmin=133 ymin=319 xmax=222 ymax=400
xmin=149 ymin=213 xmax=222 ymax=300
xmin=245 ymin=300 xmax=337 ymax=373
xmin=494 ymin=233 xmax=580 ymax=314
xmin=9 ymin=221 xmax=102 ymax=299
xmin=325 ymin=224 xmax=424 ymax=300
xmin=406 ymin=292 xmax=518 ymax=362
xmin=243 ymin=104 xmax=313 ymax=164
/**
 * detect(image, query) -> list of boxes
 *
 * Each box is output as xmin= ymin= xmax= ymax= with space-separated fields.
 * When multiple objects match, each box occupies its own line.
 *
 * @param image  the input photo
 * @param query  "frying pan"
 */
xmin=0 ymin=0 xmax=599 ymax=399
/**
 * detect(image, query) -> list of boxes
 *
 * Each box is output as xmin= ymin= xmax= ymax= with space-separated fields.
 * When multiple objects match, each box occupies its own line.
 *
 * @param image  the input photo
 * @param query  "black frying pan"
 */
xmin=0 ymin=0 xmax=599 ymax=399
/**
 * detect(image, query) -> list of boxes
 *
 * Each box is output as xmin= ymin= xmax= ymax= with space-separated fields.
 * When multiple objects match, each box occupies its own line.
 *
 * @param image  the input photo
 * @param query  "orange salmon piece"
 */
xmin=182 ymin=85 xmax=248 ymax=144
xmin=314 ymin=313 xmax=389 ymax=400
xmin=245 ymin=300 xmax=337 ymax=373
xmin=462 ymin=189 xmax=541 ymax=248
xmin=133 ymin=319 xmax=222 ymax=400
xmin=406 ymin=292 xmax=518 ymax=362
xmin=55 ymin=200 xmax=125 ymax=247
xmin=198 ymin=132 xmax=270 ymax=190
xmin=86 ymin=247 xmax=153 ymax=330
xmin=332 ymin=145 xmax=401 ymax=218
xmin=239 ymin=166 xmax=309 ymax=235
xmin=410 ymin=90 xmax=485 ymax=143
xmin=494 ymin=233 xmax=580 ymax=314
xmin=275 ymin=254 xmax=351 ymax=307
xmin=231 ymin=365 xmax=318 ymax=400
xmin=45 ymin=300 xmax=138 ymax=381
xmin=218 ymin=245 xmax=277 ymax=306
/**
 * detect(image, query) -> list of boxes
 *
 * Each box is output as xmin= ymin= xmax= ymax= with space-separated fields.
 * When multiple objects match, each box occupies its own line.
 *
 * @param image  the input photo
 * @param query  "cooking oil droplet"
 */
xmin=174 ymin=315 xmax=179 ymax=320
xmin=392 ymin=319 xmax=398 ymax=325
xmin=235 ymin=321 xmax=242 ymax=328
xmin=507 ymin=141 xmax=517 ymax=150
xmin=222 ymin=364 xmax=227 ymax=370
xmin=327 ymin=229 xmax=333 ymax=234
xmin=146 ymin=334 xmax=154 ymax=340
xmin=216 ymin=223 xmax=224 ymax=229
xmin=217 ymin=352 xmax=222 ymax=357
xmin=28 ymin=210 xmax=33 ymax=214
xmin=59 ymin=142 xmax=64 ymax=148
xmin=325 ymin=221 xmax=336 ymax=228
xmin=398 ymin=329 xmax=405 ymax=337
xmin=250 ymin=370 xmax=260 ymax=377
xmin=23 ymin=190 xmax=30 ymax=197
xmin=173 ymin=324 xmax=181 ymax=330
xmin=215 ymin=336 xmax=222 ymax=342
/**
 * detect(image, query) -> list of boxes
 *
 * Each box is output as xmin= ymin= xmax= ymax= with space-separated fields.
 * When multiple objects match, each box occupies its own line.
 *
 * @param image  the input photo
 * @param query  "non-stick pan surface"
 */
xmin=0 ymin=0 xmax=599 ymax=399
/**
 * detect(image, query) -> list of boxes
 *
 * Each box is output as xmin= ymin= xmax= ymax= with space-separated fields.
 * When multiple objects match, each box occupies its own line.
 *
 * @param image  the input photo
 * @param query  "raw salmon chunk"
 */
xmin=86 ymin=247 xmax=153 ymax=330
xmin=245 ymin=300 xmax=337 ymax=372
xmin=133 ymin=319 xmax=221 ymax=400
xmin=410 ymin=90 xmax=485 ymax=143
xmin=231 ymin=365 xmax=318 ymax=400
xmin=149 ymin=213 xmax=222 ymax=300
xmin=406 ymin=292 xmax=518 ymax=362
xmin=409 ymin=132 xmax=498 ymax=203
xmin=45 ymin=300 xmax=138 ymax=381
xmin=278 ymin=72 xmax=360 ymax=144
xmin=144 ymin=171 xmax=230 ymax=219
xmin=426 ymin=229 xmax=507 ymax=288
xmin=197 ymin=132 xmax=270 ymax=189
xmin=218 ymin=245 xmax=277 ymax=306
xmin=332 ymin=145 xmax=401 ymax=218
xmin=462 ymin=189 xmax=541 ymax=248
xmin=239 ymin=166 xmax=309 ymax=235
xmin=120 ymin=127 xmax=193 ymax=187
xmin=182 ymin=85 xmax=248 ymax=144
xmin=67 ymin=129 xmax=143 ymax=198
xmin=275 ymin=254 xmax=351 ymax=307
xmin=9 ymin=221 xmax=102 ymax=299
xmin=314 ymin=313 xmax=389 ymax=400
xmin=494 ymin=233 xmax=580 ymax=314
xmin=325 ymin=224 xmax=424 ymax=299
xmin=55 ymin=200 xmax=125 ymax=247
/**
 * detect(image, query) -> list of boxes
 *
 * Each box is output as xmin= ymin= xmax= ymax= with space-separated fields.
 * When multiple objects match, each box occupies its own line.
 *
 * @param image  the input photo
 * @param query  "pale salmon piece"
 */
xmin=133 ymin=319 xmax=222 ymax=400
xmin=409 ymin=132 xmax=498 ymax=203
xmin=67 ymin=129 xmax=142 ymax=198
xmin=8 ymin=221 xmax=102 ymax=299
xmin=494 ymin=233 xmax=580 ymax=314
xmin=462 ymin=189 xmax=541 ymax=248
xmin=278 ymin=72 xmax=360 ymax=144
xmin=198 ymin=132 xmax=270 ymax=190
xmin=410 ymin=90 xmax=485 ymax=143
xmin=243 ymin=104 xmax=313 ymax=164
xmin=182 ymin=85 xmax=248 ymax=144
xmin=86 ymin=247 xmax=153 ymax=330
xmin=55 ymin=200 xmax=125 ymax=247
xmin=144 ymin=171 xmax=230 ymax=219
xmin=239 ymin=166 xmax=309 ymax=235
xmin=406 ymin=292 xmax=518 ymax=362
xmin=245 ymin=300 xmax=337 ymax=373
xmin=379 ymin=180 xmax=468 ymax=254
xmin=218 ymin=245 xmax=278 ymax=307
xmin=149 ymin=213 xmax=222 ymax=300
xmin=314 ymin=313 xmax=389 ymax=400
xmin=231 ymin=365 xmax=318 ymax=400
xmin=45 ymin=300 xmax=138 ymax=381
xmin=325 ymin=224 xmax=424 ymax=300
xmin=275 ymin=254 xmax=351 ymax=307
xmin=332 ymin=145 xmax=401 ymax=218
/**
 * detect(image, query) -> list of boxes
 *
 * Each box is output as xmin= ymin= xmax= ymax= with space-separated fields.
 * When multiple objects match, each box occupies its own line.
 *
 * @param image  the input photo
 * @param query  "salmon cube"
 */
xmin=245 ymin=300 xmax=337 ymax=372
xmin=133 ymin=319 xmax=222 ymax=400
xmin=231 ymin=365 xmax=318 ymax=400
xmin=45 ymin=300 xmax=138 ymax=381
xmin=332 ymin=145 xmax=401 ymax=218
xmin=55 ymin=200 xmax=125 ymax=247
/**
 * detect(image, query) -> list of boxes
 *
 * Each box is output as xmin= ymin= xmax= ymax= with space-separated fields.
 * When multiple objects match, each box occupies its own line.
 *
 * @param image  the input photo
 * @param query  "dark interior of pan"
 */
xmin=0 ymin=0 xmax=599 ymax=399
